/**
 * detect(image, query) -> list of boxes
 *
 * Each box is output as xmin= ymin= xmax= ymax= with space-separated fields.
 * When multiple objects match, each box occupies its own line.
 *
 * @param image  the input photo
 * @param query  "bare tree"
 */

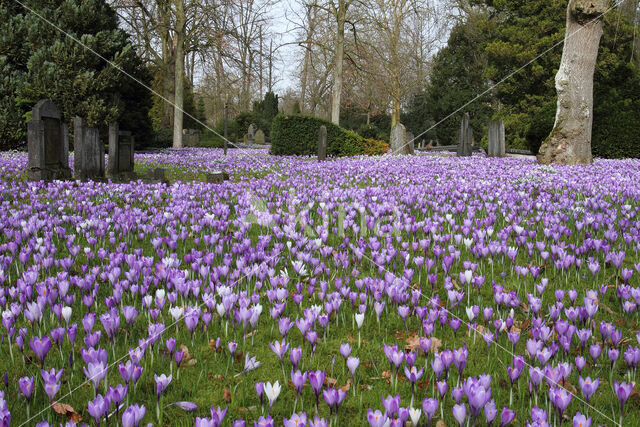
xmin=361 ymin=0 xmax=446 ymax=128
xmin=538 ymin=0 xmax=608 ymax=165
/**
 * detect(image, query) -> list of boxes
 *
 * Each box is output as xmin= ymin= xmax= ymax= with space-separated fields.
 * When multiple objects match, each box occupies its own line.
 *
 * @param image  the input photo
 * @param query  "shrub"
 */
xmin=270 ymin=114 xmax=368 ymax=157
xmin=363 ymin=138 xmax=389 ymax=155
xmin=357 ymin=124 xmax=380 ymax=139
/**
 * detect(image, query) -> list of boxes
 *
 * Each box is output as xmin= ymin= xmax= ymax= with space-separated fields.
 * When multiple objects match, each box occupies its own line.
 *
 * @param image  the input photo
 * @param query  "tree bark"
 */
xmin=538 ymin=0 xmax=607 ymax=165
xmin=172 ymin=0 xmax=186 ymax=149
xmin=331 ymin=1 xmax=346 ymax=125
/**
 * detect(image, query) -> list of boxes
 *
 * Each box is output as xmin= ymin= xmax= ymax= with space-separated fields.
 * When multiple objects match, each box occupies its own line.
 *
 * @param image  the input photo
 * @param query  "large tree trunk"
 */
xmin=331 ymin=1 xmax=346 ymax=125
xmin=538 ymin=0 xmax=607 ymax=165
xmin=172 ymin=0 xmax=186 ymax=149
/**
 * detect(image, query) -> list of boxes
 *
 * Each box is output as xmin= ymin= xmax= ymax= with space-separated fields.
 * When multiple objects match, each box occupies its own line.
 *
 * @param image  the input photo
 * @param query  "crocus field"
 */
xmin=0 ymin=148 xmax=639 ymax=427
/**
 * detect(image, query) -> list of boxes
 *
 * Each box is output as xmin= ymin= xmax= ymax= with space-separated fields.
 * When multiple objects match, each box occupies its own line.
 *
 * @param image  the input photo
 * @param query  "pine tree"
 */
xmin=0 ymin=0 xmax=152 ymax=149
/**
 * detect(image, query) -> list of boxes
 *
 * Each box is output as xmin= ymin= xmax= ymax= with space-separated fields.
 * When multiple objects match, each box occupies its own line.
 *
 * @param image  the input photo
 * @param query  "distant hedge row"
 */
xmin=270 ymin=114 xmax=387 ymax=157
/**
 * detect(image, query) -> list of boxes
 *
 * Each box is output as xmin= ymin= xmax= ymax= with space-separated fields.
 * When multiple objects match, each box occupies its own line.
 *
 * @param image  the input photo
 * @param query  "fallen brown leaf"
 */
xmin=52 ymin=402 xmax=82 ymax=422
xmin=324 ymin=376 xmax=337 ymax=388
xmin=382 ymin=371 xmax=392 ymax=383
xmin=436 ymin=420 xmax=446 ymax=427
xmin=431 ymin=337 xmax=443 ymax=353
xmin=223 ymin=388 xmax=231 ymax=403
xmin=180 ymin=344 xmax=192 ymax=361
xmin=339 ymin=380 xmax=351 ymax=393
xmin=405 ymin=335 xmax=420 ymax=352
xmin=244 ymin=330 xmax=257 ymax=339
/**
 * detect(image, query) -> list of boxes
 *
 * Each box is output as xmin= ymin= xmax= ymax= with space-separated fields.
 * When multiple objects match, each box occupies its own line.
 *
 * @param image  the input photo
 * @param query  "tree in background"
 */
xmin=415 ymin=11 xmax=493 ymax=146
xmin=408 ymin=0 xmax=640 ymax=158
xmin=0 ymin=0 xmax=152 ymax=149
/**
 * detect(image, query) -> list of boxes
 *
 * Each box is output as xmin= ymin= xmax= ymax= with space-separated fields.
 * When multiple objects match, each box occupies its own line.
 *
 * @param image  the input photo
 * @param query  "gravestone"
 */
xmin=248 ymin=124 xmax=255 ymax=144
xmin=107 ymin=122 xmax=135 ymax=179
xmin=73 ymin=117 xmax=104 ymax=180
xmin=255 ymin=129 xmax=265 ymax=145
xmin=183 ymin=129 xmax=200 ymax=147
xmin=318 ymin=125 xmax=327 ymax=161
xmin=27 ymin=100 xmax=72 ymax=181
xmin=456 ymin=113 xmax=473 ymax=157
xmin=206 ymin=170 xmax=230 ymax=184
xmin=391 ymin=123 xmax=406 ymax=155
xmin=487 ymin=120 xmax=506 ymax=157
xmin=406 ymin=132 xmax=415 ymax=155
xmin=145 ymin=167 xmax=167 ymax=183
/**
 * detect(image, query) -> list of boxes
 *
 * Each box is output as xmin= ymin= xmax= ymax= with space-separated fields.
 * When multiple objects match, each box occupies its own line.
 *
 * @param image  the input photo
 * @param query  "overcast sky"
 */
xmin=269 ymin=0 xmax=302 ymax=93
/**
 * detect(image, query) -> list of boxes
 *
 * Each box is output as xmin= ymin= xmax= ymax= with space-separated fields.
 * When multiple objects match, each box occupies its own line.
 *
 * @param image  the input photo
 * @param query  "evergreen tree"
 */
xmin=0 ymin=0 xmax=152 ymax=149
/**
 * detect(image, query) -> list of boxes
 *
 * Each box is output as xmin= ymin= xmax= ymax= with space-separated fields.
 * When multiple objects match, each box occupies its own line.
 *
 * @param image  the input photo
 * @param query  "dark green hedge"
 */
xmin=270 ymin=114 xmax=366 ymax=156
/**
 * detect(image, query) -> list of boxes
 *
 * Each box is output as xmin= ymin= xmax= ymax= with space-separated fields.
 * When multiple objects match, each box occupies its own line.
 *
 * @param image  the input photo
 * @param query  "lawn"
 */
xmin=0 ymin=148 xmax=638 ymax=426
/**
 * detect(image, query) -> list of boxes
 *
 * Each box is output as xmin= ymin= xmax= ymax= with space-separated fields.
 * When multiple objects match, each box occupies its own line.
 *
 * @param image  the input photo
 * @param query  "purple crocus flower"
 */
xmin=122 ymin=403 xmax=146 ymax=427
xmin=283 ymin=413 xmax=307 ymax=427
xmin=154 ymin=374 xmax=172 ymax=398
xmin=88 ymin=394 xmax=109 ymax=426
xmin=572 ymin=412 xmax=591 ymax=427
xmin=452 ymin=403 xmax=466 ymax=427
xmin=269 ymin=339 xmax=289 ymax=361
xmin=19 ymin=376 xmax=34 ymax=402
xmin=29 ymin=336 xmax=51 ymax=367
xmin=422 ymin=397 xmax=438 ymax=426
xmin=367 ymin=409 xmax=389 ymax=427
xmin=499 ymin=407 xmax=515 ymax=427
xmin=613 ymin=380 xmax=633 ymax=413
xmin=290 ymin=347 xmax=302 ymax=370
xmin=578 ymin=376 xmax=599 ymax=403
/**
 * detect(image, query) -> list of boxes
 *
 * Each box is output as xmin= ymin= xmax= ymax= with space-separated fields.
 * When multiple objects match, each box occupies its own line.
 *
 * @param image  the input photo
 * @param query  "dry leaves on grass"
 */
xmin=223 ymin=389 xmax=232 ymax=403
xmin=52 ymin=402 xmax=82 ymax=423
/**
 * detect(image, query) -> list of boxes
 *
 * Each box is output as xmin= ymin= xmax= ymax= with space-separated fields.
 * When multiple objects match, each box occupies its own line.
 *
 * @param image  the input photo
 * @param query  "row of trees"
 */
xmin=397 ymin=0 xmax=640 ymax=160
xmin=2 ymin=0 xmax=638 ymax=159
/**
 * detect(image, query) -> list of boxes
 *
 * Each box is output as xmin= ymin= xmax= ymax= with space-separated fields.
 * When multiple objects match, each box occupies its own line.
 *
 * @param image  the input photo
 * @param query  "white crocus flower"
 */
xmin=409 ymin=407 xmax=421 ymax=426
xmin=465 ymin=306 xmax=475 ymax=322
xmin=169 ymin=306 xmax=184 ymax=322
xmin=61 ymin=306 xmax=72 ymax=324
xmin=464 ymin=270 xmax=473 ymax=284
xmin=264 ymin=381 xmax=281 ymax=409
xmin=355 ymin=313 xmax=365 ymax=329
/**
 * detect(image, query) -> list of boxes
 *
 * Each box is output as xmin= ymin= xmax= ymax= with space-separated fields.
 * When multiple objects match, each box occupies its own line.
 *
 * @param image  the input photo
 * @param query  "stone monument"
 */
xmin=27 ymin=100 xmax=72 ymax=181
xmin=248 ymin=124 xmax=255 ymax=144
xmin=487 ymin=120 xmax=506 ymax=157
xmin=318 ymin=125 xmax=327 ymax=161
xmin=183 ymin=129 xmax=200 ymax=147
xmin=456 ymin=113 xmax=473 ymax=157
xmin=406 ymin=132 xmax=415 ymax=155
xmin=255 ymin=129 xmax=265 ymax=145
xmin=107 ymin=122 xmax=135 ymax=179
xmin=391 ymin=123 xmax=406 ymax=155
xmin=73 ymin=117 xmax=104 ymax=180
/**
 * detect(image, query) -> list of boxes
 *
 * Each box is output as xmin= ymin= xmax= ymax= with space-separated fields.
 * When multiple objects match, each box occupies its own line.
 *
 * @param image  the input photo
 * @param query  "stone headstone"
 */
xmin=487 ymin=120 xmax=506 ymax=157
xmin=27 ymin=100 xmax=72 ymax=181
xmin=255 ymin=129 xmax=265 ymax=145
xmin=248 ymin=124 xmax=255 ymax=144
xmin=318 ymin=125 xmax=327 ymax=161
xmin=406 ymin=132 xmax=415 ymax=155
xmin=183 ymin=129 xmax=200 ymax=147
xmin=145 ymin=167 xmax=167 ymax=183
xmin=107 ymin=122 xmax=135 ymax=178
xmin=206 ymin=170 xmax=230 ymax=184
xmin=391 ymin=123 xmax=406 ymax=155
xmin=456 ymin=113 xmax=473 ymax=157
xmin=73 ymin=117 xmax=104 ymax=180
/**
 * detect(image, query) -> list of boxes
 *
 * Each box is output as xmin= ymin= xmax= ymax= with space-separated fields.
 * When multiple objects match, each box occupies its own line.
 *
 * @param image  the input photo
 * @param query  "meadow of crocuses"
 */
xmin=0 ymin=148 xmax=639 ymax=426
